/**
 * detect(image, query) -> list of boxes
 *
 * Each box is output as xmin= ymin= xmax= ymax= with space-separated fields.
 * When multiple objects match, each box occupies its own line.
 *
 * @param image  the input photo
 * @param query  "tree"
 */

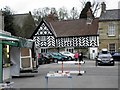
xmin=33 ymin=8 xmax=45 ymax=25
xmin=33 ymin=7 xmax=59 ymax=24
xmin=80 ymin=0 xmax=100 ymax=18
xmin=91 ymin=0 xmax=101 ymax=17
xmin=79 ymin=1 xmax=94 ymax=19
xmin=70 ymin=7 xmax=79 ymax=20
xmin=42 ymin=7 xmax=50 ymax=17
xmin=2 ymin=6 xmax=15 ymax=35
xmin=58 ymin=7 xmax=68 ymax=20
xmin=50 ymin=7 xmax=58 ymax=19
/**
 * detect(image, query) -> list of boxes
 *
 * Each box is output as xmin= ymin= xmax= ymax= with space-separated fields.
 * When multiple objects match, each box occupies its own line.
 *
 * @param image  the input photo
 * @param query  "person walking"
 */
xmin=78 ymin=51 xmax=83 ymax=76
xmin=74 ymin=51 xmax=79 ymax=61
xmin=79 ymin=52 xmax=83 ymax=62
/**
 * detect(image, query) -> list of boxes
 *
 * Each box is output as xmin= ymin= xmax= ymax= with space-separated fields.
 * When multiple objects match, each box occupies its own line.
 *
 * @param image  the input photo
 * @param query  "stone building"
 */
xmin=99 ymin=2 xmax=120 ymax=52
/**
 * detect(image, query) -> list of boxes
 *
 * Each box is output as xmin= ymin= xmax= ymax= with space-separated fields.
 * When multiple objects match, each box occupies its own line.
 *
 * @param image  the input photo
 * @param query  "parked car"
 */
xmin=112 ymin=52 xmax=120 ymax=61
xmin=96 ymin=49 xmax=114 ymax=66
xmin=38 ymin=53 xmax=51 ymax=64
xmin=60 ymin=51 xmax=75 ymax=60
xmin=38 ymin=53 xmax=44 ymax=65
xmin=50 ymin=52 xmax=69 ymax=63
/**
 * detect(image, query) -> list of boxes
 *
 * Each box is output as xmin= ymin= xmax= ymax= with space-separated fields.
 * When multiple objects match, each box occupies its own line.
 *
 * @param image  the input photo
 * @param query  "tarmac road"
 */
xmin=11 ymin=59 xmax=119 ymax=88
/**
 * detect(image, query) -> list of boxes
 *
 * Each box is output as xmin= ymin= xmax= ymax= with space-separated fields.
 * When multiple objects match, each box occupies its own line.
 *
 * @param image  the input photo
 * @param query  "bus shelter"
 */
xmin=0 ymin=33 xmax=37 ymax=84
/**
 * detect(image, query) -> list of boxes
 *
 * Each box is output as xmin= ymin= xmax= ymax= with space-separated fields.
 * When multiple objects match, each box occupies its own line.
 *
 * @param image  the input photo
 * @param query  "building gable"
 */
xmin=32 ymin=19 xmax=56 ymax=48
xmin=35 ymin=22 xmax=53 ymax=36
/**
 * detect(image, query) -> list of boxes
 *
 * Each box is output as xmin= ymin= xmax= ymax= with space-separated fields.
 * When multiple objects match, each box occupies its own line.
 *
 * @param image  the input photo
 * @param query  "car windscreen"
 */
xmin=98 ymin=53 xmax=112 ymax=58
xmin=101 ymin=51 xmax=108 ymax=54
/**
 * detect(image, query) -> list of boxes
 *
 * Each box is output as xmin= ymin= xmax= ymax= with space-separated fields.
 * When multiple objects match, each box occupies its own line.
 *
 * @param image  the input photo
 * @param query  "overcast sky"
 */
xmin=0 ymin=0 xmax=119 ymax=14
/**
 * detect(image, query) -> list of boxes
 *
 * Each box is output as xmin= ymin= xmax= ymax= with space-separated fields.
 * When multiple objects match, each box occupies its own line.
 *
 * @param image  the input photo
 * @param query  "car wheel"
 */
xmin=54 ymin=59 xmax=58 ymax=63
xmin=112 ymin=61 xmax=115 ymax=66
xmin=95 ymin=60 xmax=98 ymax=66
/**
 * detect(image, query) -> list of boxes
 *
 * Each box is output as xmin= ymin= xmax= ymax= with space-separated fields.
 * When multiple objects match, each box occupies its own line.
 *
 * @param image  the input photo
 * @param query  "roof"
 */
xmin=48 ymin=19 xmax=98 ymax=37
xmin=13 ymin=13 xmax=28 ymax=28
xmin=99 ymin=9 xmax=120 ymax=21
xmin=13 ymin=12 xmax=36 ymax=39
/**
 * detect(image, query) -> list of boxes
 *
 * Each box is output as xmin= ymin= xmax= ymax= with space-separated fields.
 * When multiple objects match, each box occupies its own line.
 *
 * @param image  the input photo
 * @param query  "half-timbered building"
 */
xmin=31 ymin=18 xmax=99 ymax=59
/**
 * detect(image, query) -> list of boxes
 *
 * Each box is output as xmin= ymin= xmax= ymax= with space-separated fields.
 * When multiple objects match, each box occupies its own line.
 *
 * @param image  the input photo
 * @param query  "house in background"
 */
xmin=31 ymin=11 xmax=99 ymax=59
xmin=99 ymin=2 xmax=120 ymax=53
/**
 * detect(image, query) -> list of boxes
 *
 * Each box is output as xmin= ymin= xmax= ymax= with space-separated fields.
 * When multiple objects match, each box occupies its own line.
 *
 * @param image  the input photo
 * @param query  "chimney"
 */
xmin=46 ymin=11 xmax=58 ymax=22
xmin=86 ymin=9 xmax=93 ymax=24
xmin=101 ymin=2 xmax=106 ymax=13
xmin=87 ymin=9 xmax=92 ymax=18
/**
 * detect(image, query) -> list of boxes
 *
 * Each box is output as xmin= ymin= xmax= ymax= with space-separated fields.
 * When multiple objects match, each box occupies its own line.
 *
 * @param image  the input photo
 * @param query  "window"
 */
xmin=108 ymin=23 xmax=116 ymax=36
xmin=41 ymin=36 xmax=46 ymax=41
xmin=65 ymin=47 xmax=74 ymax=53
xmin=64 ymin=38 xmax=70 ymax=42
xmin=41 ymin=48 xmax=48 ymax=53
xmin=109 ymin=43 xmax=116 ymax=53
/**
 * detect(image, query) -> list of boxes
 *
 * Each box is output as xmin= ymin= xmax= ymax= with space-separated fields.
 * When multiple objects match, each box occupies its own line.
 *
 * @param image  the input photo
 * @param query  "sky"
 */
xmin=0 ymin=0 xmax=119 ymax=14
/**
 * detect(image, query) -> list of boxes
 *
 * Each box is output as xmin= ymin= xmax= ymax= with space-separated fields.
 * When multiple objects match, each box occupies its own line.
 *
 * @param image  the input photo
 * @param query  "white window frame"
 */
xmin=108 ymin=43 xmax=116 ymax=53
xmin=40 ymin=48 xmax=48 ymax=53
xmin=65 ymin=47 xmax=74 ymax=53
xmin=41 ymin=36 xmax=46 ymax=41
xmin=108 ymin=22 xmax=116 ymax=36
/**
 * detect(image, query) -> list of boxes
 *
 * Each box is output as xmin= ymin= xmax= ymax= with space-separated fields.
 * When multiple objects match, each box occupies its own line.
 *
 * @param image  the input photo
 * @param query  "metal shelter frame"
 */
xmin=0 ymin=33 xmax=34 ymax=83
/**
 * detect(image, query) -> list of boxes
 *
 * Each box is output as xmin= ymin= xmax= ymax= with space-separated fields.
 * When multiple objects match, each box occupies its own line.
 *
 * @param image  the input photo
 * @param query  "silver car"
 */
xmin=96 ymin=50 xmax=114 ymax=66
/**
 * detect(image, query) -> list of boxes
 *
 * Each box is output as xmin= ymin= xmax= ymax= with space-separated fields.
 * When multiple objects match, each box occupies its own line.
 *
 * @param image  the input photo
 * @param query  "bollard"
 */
xmin=77 ymin=61 xmax=82 ymax=76
xmin=62 ymin=60 xmax=63 ymax=73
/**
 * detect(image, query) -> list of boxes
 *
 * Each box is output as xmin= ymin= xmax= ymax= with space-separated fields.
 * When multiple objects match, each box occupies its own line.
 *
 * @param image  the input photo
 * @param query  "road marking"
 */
xmin=57 ymin=70 xmax=86 ymax=74
xmin=58 ymin=61 xmax=85 ymax=64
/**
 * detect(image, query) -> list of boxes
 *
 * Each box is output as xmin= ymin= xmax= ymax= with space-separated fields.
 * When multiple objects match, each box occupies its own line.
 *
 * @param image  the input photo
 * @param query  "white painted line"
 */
xmin=58 ymin=70 xmax=86 ymax=74
xmin=58 ymin=61 xmax=85 ymax=64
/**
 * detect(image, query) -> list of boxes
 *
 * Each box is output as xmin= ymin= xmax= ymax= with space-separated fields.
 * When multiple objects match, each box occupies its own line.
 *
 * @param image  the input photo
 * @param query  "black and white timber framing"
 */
xmin=32 ymin=19 xmax=99 ymax=49
xmin=33 ymin=21 xmax=56 ymax=48
xmin=56 ymin=36 xmax=98 ymax=47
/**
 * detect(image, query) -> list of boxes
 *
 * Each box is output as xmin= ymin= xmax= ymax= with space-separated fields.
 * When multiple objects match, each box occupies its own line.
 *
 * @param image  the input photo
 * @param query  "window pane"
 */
xmin=41 ymin=36 xmax=46 ymax=41
xmin=109 ymin=43 xmax=115 ymax=52
xmin=108 ymin=23 xmax=115 ymax=36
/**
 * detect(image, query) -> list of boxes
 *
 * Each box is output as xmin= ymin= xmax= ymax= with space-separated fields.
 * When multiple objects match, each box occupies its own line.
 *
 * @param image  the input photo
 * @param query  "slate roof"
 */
xmin=48 ymin=18 xmax=99 ymax=37
xmin=99 ymin=9 xmax=120 ymax=21
xmin=13 ymin=13 xmax=28 ymax=28
xmin=13 ymin=12 xmax=36 ymax=39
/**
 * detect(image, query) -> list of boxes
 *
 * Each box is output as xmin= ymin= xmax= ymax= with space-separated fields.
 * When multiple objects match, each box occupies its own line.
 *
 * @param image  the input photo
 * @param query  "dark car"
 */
xmin=112 ymin=52 xmax=120 ymax=61
xmin=96 ymin=49 xmax=114 ymax=66
xmin=38 ymin=53 xmax=44 ymax=65
xmin=38 ymin=53 xmax=51 ymax=64
xmin=50 ymin=52 xmax=69 ymax=63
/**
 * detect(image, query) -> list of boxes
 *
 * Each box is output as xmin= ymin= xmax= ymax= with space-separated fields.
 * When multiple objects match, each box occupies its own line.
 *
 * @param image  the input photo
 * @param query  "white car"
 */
xmin=60 ymin=51 xmax=75 ymax=60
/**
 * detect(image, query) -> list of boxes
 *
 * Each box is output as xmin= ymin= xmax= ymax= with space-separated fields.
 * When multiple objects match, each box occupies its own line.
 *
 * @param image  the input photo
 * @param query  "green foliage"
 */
xmin=2 ymin=6 xmax=15 ymax=35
